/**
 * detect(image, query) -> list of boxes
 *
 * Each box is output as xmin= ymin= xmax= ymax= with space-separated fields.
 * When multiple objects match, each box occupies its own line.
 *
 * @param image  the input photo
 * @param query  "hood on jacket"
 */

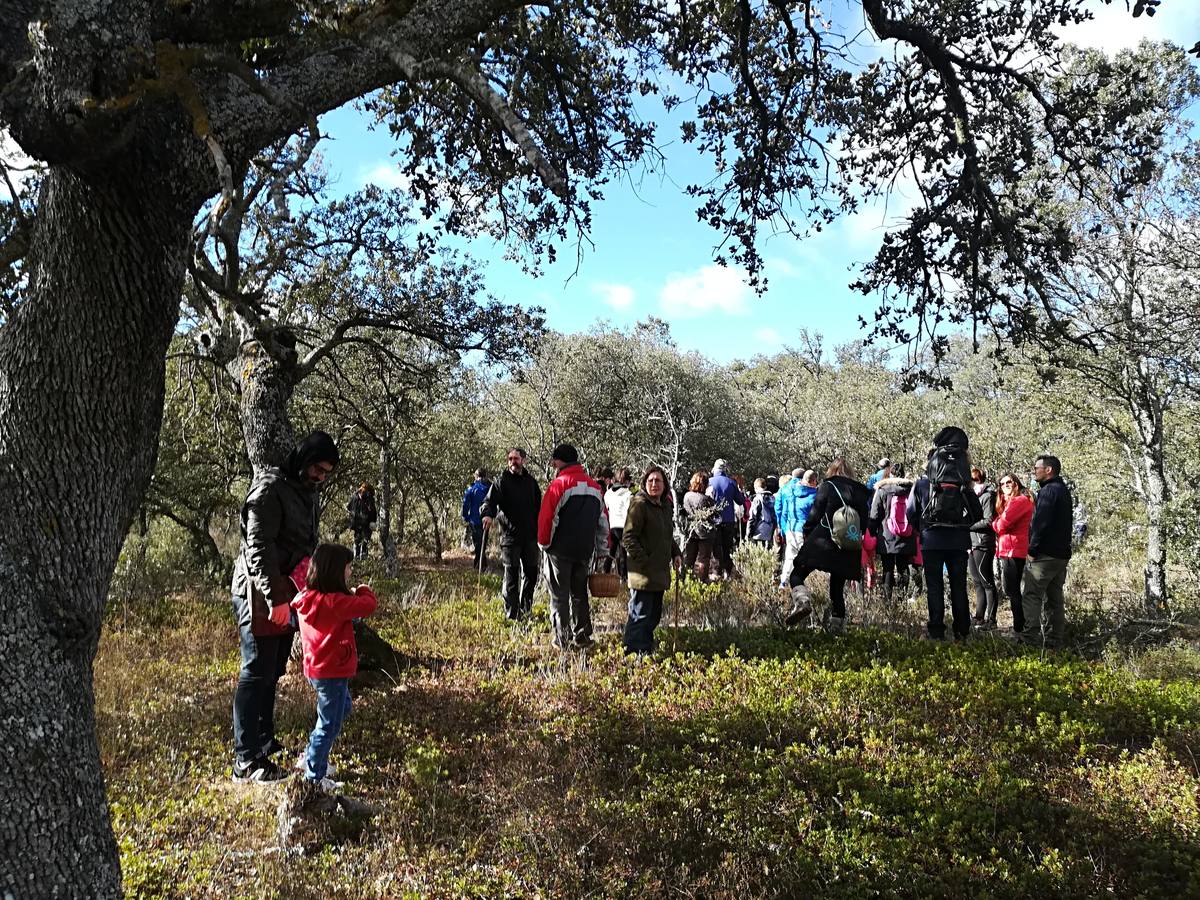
xmin=284 ymin=431 xmax=340 ymax=482
xmin=875 ymin=477 xmax=914 ymax=489
xmin=797 ymin=483 xmax=818 ymax=497
xmin=290 ymin=587 xmax=327 ymax=619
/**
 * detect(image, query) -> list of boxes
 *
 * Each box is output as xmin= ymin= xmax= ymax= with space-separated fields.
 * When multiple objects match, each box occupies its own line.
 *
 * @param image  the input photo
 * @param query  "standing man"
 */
xmin=461 ymin=468 xmax=491 ymax=571
xmin=481 ymin=449 xmax=542 ymax=620
xmin=347 ymin=482 xmax=377 ymax=560
xmin=231 ymin=430 xmax=339 ymax=783
xmin=538 ymin=443 xmax=609 ymax=651
xmin=906 ymin=427 xmax=983 ymax=641
xmin=1022 ymin=455 xmax=1074 ymax=647
xmin=706 ymin=459 xmax=744 ymax=579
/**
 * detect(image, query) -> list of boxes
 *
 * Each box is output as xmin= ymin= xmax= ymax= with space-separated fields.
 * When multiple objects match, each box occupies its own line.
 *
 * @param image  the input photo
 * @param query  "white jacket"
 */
xmin=605 ymin=485 xmax=632 ymax=529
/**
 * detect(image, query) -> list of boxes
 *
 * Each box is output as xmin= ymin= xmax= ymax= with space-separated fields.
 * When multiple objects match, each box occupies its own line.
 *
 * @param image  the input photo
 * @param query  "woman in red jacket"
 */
xmin=291 ymin=543 xmax=378 ymax=791
xmin=991 ymin=474 xmax=1033 ymax=634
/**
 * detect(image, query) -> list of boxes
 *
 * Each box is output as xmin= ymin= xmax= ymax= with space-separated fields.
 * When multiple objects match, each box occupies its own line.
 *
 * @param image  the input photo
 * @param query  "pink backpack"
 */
xmin=886 ymin=492 xmax=912 ymax=538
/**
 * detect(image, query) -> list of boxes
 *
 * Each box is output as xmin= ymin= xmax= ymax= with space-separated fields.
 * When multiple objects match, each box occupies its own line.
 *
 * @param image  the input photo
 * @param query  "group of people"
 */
xmin=227 ymin=425 xmax=1077 ymax=789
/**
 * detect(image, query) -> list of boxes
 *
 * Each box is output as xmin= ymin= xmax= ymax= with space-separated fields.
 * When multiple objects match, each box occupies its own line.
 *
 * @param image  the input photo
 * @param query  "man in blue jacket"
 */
xmin=907 ymin=427 xmax=984 ymax=641
xmin=461 ymin=468 xmax=491 ymax=570
xmin=1021 ymin=454 xmax=1074 ymax=647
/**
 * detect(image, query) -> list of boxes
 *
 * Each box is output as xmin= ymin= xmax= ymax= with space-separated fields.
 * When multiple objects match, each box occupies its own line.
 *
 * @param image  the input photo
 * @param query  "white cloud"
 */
xmin=659 ymin=264 xmax=752 ymax=318
xmin=359 ymin=162 xmax=410 ymax=190
xmin=755 ymin=327 xmax=783 ymax=345
xmin=592 ymin=282 xmax=636 ymax=310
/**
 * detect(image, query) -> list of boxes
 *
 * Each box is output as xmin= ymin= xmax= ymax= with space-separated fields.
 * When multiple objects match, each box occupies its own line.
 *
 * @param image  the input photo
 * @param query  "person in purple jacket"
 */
xmin=706 ymin=459 xmax=745 ymax=579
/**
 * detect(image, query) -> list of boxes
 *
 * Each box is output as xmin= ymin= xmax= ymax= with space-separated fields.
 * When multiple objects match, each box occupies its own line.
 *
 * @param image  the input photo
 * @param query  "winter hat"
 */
xmin=712 ymin=458 xmax=728 ymax=475
xmin=284 ymin=430 xmax=339 ymax=481
xmin=932 ymin=426 xmax=969 ymax=450
xmin=551 ymin=443 xmax=579 ymax=465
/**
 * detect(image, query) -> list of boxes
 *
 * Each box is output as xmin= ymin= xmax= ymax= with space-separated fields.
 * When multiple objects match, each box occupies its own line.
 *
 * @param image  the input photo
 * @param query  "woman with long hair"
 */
xmin=991 ymin=472 xmax=1033 ymax=635
xmin=968 ymin=466 xmax=999 ymax=628
xmin=622 ymin=466 xmax=683 ymax=654
xmin=681 ymin=470 xmax=718 ymax=581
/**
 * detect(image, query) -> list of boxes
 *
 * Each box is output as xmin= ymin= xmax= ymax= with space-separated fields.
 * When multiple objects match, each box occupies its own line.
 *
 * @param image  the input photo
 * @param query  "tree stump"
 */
xmin=276 ymin=778 xmax=380 ymax=854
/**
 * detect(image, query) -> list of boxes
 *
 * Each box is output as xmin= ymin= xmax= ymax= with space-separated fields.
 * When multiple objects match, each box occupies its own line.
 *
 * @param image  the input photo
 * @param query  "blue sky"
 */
xmin=315 ymin=2 xmax=1199 ymax=363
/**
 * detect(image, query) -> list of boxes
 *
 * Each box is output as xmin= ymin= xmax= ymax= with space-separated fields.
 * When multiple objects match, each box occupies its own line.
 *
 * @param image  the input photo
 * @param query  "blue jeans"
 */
xmin=923 ymin=549 xmax=970 ymax=639
xmin=232 ymin=615 xmax=293 ymax=763
xmin=304 ymin=678 xmax=352 ymax=781
xmin=623 ymin=589 xmax=664 ymax=654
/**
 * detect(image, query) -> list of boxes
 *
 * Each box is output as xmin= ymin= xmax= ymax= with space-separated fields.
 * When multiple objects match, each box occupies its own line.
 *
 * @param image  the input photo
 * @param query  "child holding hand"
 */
xmin=290 ymin=543 xmax=377 ymax=791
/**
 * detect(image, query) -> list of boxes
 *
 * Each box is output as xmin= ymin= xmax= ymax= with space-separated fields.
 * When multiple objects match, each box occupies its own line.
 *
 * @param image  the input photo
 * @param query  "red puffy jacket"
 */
xmin=991 ymin=494 xmax=1033 ymax=559
xmin=290 ymin=585 xmax=378 ymax=679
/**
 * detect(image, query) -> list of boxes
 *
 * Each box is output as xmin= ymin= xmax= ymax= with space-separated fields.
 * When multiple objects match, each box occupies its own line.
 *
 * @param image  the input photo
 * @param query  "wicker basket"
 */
xmin=588 ymin=571 xmax=622 ymax=598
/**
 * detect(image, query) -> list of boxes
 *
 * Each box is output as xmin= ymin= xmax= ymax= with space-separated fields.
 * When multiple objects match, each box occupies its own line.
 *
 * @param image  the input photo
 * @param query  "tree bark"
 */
xmin=423 ymin=494 xmax=443 ymax=562
xmin=0 ymin=165 xmax=193 ymax=896
xmin=228 ymin=340 xmax=299 ymax=473
xmin=1134 ymin=410 xmax=1170 ymax=616
xmin=378 ymin=444 xmax=399 ymax=577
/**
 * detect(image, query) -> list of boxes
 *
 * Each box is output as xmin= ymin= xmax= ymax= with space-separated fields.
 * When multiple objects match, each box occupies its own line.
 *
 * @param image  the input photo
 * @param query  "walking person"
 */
xmin=747 ymin=477 xmax=778 ymax=548
xmin=784 ymin=458 xmax=871 ymax=634
xmin=1021 ymin=455 xmax=1074 ymax=647
xmin=346 ymin=483 xmax=377 ymax=560
xmin=604 ymin=467 xmax=634 ymax=578
xmin=867 ymin=463 xmax=917 ymax=604
xmin=968 ymin=467 xmax=999 ymax=629
xmin=481 ymin=449 xmax=542 ymax=620
xmin=461 ymin=468 xmax=492 ymax=571
xmin=992 ymin=472 xmax=1033 ymax=636
xmin=230 ymin=431 xmax=339 ymax=783
xmin=706 ymin=459 xmax=744 ymax=578
xmin=537 ymin=444 xmax=609 ymax=650
xmin=776 ymin=468 xmax=818 ymax=588
xmin=622 ymin=466 xmax=684 ymax=655
xmin=681 ymin=471 xmax=718 ymax=581
xmin=290 ymin=543 xmax=378 ymax=791
xmin=906 ymin=427 xmax=985 ymax=641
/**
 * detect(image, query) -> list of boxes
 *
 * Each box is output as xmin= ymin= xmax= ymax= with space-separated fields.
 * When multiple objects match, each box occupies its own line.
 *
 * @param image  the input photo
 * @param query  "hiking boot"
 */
xmin=308 ymin=776 xmax=344 ymax=793
xmin=232 ymin=756 xmax=290 ymax=784
xmin=783 ymin=605 xmax=812 ymax=627
xmin=572 ymin=635 xmax=597 ymax=651
xmin=826 ymin=616 xmax=846 ymax=635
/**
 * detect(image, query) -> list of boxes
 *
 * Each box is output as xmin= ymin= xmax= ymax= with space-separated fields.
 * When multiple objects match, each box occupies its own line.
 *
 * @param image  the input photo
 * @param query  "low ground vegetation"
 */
xmin=102 ymin=558 xmax=1200 ymax=898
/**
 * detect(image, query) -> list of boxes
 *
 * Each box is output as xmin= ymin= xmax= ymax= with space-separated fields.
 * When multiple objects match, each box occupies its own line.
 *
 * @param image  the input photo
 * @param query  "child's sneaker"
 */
xmin=232 ymin=756 xmax=290 ymax=784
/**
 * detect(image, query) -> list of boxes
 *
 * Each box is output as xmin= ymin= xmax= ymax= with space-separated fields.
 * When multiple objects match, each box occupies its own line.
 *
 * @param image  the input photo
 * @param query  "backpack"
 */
xmin=886 ymin=491 xmax=912 ymax=538
xmin=824 ymin=481 xmax=863 ymax=551
xmin=924 ymin=444 xmax=971 ymax=528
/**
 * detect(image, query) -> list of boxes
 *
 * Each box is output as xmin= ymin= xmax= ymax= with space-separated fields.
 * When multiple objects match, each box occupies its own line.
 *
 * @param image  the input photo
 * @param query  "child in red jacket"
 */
xmin=290 ymin=543 xmax=378 ymax=790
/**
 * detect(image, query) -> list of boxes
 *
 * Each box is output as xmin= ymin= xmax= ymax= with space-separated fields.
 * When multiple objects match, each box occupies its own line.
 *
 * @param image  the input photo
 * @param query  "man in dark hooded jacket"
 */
xmin=230 ymin=431 xmax=339 ymax=783
xmin=906 ymin=427 xmax=984 ymax=641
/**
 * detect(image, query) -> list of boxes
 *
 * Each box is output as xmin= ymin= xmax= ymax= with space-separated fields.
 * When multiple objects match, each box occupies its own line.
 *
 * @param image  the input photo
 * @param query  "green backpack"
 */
xmin=824 ymin=481 xmax=863 ymax=551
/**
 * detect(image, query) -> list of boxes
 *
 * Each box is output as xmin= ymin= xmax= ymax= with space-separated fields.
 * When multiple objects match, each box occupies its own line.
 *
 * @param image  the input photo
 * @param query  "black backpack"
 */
xmin=924 ymin=445 xmax=971 ymax=528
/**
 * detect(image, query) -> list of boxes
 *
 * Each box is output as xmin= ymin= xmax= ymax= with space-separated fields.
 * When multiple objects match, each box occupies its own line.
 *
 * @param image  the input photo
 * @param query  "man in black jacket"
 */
xmin=1021 ymin=454 xmax=1074 ymax=647
xmin=230 ymin=431 xmax=339 ymax=783
xmin=481 ymin=447 xmax=542 ymax=620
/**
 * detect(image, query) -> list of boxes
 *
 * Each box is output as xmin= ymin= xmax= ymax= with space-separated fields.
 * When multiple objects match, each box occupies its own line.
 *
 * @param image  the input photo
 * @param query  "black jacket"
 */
xmin=348 ymin=490 xmax=377 ymax=529
xmin=969 ymin=485 xmax=997 ymax=551
xmin=1029 ymin=476 xmax=1073 ymax=560
xmin=231 ymin=468 xmax=320 ymax=634
xmin=868 ymin=477 xmax=917 ymax=557
xmin=481 ymin=467 xmax=542 ymax=546
xmin=797 ymin=476 xmax=871 ymax=582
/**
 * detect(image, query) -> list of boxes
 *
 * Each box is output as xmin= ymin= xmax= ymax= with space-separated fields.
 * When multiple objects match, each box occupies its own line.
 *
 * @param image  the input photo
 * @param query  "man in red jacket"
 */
xmin=537 ymin=443 xmax=609 ymax=651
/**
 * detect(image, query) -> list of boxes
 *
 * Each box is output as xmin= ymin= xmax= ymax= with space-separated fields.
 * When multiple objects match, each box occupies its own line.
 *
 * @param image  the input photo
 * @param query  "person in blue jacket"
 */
xmin=706 ymin=459 xmax=745 ymax=579
xmin=776 ymin=468 xmax=818 ymax=588
xmin=461 ymin=468 xmax=492 ymax=570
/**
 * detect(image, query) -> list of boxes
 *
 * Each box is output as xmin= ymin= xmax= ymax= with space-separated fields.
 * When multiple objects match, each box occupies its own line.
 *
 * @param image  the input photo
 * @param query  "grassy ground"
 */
xmin=98 ymin=559 xmax=1200 ymax=898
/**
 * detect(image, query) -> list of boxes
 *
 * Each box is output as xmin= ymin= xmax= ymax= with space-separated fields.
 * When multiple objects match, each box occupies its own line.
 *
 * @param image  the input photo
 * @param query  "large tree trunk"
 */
xmin=423 ymin=494 xmax=443 ymax=562
xmin=0 ymin=167 xmax=192 ymax=895
xmin=228 ymin=339 xmax=299 ymax=473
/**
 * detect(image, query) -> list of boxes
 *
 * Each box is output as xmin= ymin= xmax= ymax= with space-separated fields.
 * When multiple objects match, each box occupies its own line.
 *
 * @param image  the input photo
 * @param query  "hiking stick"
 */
xmin=478 ymin=525 xmax=488 ymax=583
